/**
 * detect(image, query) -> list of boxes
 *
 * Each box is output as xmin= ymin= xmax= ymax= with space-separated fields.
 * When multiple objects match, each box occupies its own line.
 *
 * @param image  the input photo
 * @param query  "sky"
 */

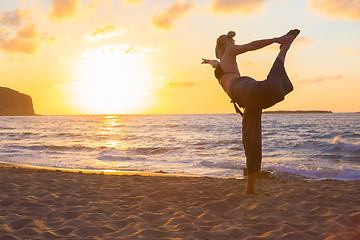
xmin=0 ymin=0 xmax=359 ymax=114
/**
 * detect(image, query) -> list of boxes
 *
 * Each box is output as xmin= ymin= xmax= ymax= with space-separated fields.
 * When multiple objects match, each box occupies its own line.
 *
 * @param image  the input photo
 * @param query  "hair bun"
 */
xmin=227 ymin=31 xmax=236 ymax=38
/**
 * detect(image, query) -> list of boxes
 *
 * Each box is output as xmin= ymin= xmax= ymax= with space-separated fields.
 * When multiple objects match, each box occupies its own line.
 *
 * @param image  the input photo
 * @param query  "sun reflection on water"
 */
xmin=98 ymin=116 xmax=129 ymax=151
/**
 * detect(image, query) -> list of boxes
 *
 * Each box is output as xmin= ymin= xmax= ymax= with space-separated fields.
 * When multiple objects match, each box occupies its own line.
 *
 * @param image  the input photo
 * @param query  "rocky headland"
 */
xmin=0 ymin=87 xmax=35 ymax=116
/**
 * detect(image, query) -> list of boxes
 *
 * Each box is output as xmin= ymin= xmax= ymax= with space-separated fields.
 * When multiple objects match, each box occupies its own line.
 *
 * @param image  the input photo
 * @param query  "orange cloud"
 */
xmin=297 ymin=74 xmax=345 ymax=84
xmin=0 ymin=9 xmax=30 ymax=26
xmin=85 ymin=0 xmax=112 ymax=17
xmin=307 ymin=0 xmax=360 ymax=20
xmin=123 ymin=0 xmax=142 ymax=4
xmin=0 ymin=23 xmax=42 ymax=54
xmin=87 ymin=0 xmax=111 ymax=10
xmin=49 ymin=0 xmax=81 ymax=21
xmin=0 ymin=8 xmax=52 ymax=55
xmin=335 ymin=47 xmax=360 ymax=56
xmin=151 ymin=0 xmax=196 ymax=30
xmin=149 ymin=80 xmax=196 ymax=94
xmin=49 ymin=0 xmax=112 ymax=21
xmin=295 ymin=36 xmax=313 ymax=46
xmin=84 ymin=24 xmax=126 ymax=42
xmin=211 ymin=0 xmax=265 ymax=14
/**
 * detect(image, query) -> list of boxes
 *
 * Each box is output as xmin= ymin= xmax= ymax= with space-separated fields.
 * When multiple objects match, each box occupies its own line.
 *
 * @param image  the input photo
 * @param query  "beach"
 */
xmin=0 ymin=163 xmax=359 ymax=239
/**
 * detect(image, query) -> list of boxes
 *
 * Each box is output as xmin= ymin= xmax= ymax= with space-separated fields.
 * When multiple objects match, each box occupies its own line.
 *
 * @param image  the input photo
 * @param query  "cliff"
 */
xmin=0 ymin=87 xmax=35 ymax=116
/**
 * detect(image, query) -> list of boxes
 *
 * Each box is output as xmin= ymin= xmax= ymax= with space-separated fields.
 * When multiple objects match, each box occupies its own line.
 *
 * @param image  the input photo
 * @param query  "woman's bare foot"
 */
xmin=244 ymin=189 xmax=255 ymax=195
xmin=278 ymin=29 xmax=300 ymax=62
xmin=244 ymin=172 xmax=257 ymax=195
xmin=280 ymin=29 xmax=300 ymax=50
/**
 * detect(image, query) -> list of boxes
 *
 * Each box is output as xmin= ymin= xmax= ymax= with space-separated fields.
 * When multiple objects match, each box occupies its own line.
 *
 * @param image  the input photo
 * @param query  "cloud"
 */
xmin=151 ymin=0 xmax=196 ymax=30
xmin=211 ymin=0 xmax=265 ymax=14
xmin=297 ymin=74 xmax=345 ymax=84
xmin=84 ymin=24 xmax=126 ymax=42
xmin=87 ymin=0 xmax=112 ymax=10
xmin=49 ymin=0 xmax=111 ymax=21
xmin=295 ymin=36 xmax=313 ymax=46
xmin=122 ymin=0 xmax=142 ymax=5
xmin=149 ymin=80 xmax=196 ymax=94
xmin=295 ymin=36 xmax=313 ymax=45
xmin=0 ymin=22 xmax=42 ymax=54
xmin=0 ymin=8 xmax=52 ymax=55
xmin=307 ymin=0 xmax=360 ymax=20
xmin=0 ymin=9 xmax=30 ymax=27
xmin=16 ymin=22 xmax=40 ymax=39
xmin=85 ymin=0 xmax=112 ymax=17
xmin=49 ymin=0 xmax=81 ymax=21
xmin=335 ymin=47 xmax=360 ymax=56
xmin=82 ymin=44 xmax=156 ymax=61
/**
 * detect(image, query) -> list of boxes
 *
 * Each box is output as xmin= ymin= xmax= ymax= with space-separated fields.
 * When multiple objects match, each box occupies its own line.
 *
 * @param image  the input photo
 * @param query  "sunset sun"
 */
xmin=73 ymin=45 xmax=151 ymax=114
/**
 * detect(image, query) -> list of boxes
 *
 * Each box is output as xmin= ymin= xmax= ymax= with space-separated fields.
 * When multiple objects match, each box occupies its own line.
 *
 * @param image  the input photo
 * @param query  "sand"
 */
xmin=0 ymin=164 xmax=359 ymax=240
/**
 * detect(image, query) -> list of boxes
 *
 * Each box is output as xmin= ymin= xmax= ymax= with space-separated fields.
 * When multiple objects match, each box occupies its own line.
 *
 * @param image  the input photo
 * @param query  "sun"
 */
xmin=73 ymin=45 xmax=151 ymax=114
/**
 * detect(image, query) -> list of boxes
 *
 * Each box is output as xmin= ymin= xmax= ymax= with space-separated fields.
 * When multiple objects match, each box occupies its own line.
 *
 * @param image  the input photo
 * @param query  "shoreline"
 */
xmin=1 ymin=162 xmax=359 ymax=239
xmin=1 ymin=161 xmax=358 ymax=182
xmin=3 ymin=161 xmax=360 ymax=182
xmin=0 ymin=162 xmax=200 ymax=178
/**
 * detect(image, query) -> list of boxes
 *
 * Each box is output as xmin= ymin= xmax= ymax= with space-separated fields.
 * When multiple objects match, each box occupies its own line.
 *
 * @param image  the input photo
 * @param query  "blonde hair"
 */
xmin=216 ymin=31 xmax=236 ymax=49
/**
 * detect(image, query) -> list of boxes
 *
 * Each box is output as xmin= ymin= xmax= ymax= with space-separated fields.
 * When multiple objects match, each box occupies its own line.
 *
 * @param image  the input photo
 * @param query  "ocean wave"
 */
xmin=130 ymin=146 xmax=182 ymax=155
xmin=0 ymin=148 xmax=19 ymax=153
xmin=333 ymin=136 xmax=360 ymax=152
xmin=1 ymin=132 xmax=38 ymax=138
xmin=96 ymin=155 xmax=133 ymax=162
xmin=0 ymin=127 xmax=15 ymax=130
xmin=8 ymin=144 xmax=95 ymax=152
xmin=264 ymin=163 xmax=360 ymax=181
xmin=96 ymin=149 xmax=134 ymax=162
xmin=192 ymin=139 xmax=241 ymax=147
xmin=198 ymin=160 xmax=246 ymax=170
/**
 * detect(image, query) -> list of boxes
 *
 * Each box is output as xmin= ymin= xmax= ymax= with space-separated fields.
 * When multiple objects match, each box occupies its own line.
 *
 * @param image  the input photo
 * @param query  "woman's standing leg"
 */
xmin=242 ymin=108 xmax=262 ymax=194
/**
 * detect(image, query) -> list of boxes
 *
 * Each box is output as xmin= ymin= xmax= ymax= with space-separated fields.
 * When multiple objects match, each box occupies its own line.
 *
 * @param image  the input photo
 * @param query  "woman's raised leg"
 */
xmin=278 ymin=29 xmax=300 ymax=63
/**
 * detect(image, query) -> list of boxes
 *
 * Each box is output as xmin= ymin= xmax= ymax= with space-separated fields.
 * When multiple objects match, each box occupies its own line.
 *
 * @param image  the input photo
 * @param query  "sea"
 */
xmin=0 ymin=113 xmax=359 ymax=180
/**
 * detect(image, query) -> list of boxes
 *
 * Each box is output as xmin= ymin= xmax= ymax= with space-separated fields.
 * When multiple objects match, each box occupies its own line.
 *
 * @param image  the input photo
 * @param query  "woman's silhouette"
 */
xmin=202 ymin=29 xmax=300 ymax=194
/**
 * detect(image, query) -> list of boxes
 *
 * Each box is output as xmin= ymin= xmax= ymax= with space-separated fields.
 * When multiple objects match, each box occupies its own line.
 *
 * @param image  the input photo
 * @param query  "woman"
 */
xmin=202 ymin=29 xmax=300 ymax=194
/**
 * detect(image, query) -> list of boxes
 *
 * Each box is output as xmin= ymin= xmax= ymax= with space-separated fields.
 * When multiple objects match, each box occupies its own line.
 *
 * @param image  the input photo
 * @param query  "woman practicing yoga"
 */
xmin=202 ymin=29 xmax=300 ymax=194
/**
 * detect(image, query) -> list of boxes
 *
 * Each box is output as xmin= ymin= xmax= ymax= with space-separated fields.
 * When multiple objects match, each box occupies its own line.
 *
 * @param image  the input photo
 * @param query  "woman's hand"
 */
xmin=201 ymin=58 xmax=219 ymax=68
xmin=275 ymin=35 xmax=293 ymax=44
xmin=276 ymin=30 xmax=300 ymax=44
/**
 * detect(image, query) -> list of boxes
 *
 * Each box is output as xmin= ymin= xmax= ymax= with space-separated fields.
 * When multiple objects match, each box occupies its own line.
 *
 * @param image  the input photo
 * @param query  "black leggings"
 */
xmin=229 ymin=57 xmax=293 ymax=174
xmin=242 ymin=108 xmax=262 ymax=174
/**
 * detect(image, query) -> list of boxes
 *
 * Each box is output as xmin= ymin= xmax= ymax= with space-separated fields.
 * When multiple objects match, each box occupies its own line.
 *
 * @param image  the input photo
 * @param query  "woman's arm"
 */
xmin=230 ymin=35 xmax=293 ymax=56
xmin=201 ymin=58 xmax=219 ymax=69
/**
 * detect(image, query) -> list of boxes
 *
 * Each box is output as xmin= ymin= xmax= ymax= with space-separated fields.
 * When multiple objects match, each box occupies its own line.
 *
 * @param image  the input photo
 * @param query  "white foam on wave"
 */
xmin=264 ymin=162 xmax=360 ymax=181
xmin=333 ymin=136 xmax=360 ymax=152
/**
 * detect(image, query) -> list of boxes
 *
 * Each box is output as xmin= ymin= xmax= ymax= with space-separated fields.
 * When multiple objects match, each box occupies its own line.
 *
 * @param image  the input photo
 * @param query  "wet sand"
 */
xmin=0 ymin=163 xmax=359 ymax=239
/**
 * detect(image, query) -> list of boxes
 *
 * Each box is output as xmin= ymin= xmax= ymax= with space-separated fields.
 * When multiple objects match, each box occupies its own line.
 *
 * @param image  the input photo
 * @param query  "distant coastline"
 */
xmin=263 ymin=110 xmax=333 ymax=114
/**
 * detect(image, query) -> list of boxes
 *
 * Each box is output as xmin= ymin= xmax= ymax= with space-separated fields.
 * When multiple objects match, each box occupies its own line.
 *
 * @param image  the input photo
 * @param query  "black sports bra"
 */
xmin=214 ymin=64 xmax=243 ymax=116
xmin=214 ymin=64 xmax=239 ymax=80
